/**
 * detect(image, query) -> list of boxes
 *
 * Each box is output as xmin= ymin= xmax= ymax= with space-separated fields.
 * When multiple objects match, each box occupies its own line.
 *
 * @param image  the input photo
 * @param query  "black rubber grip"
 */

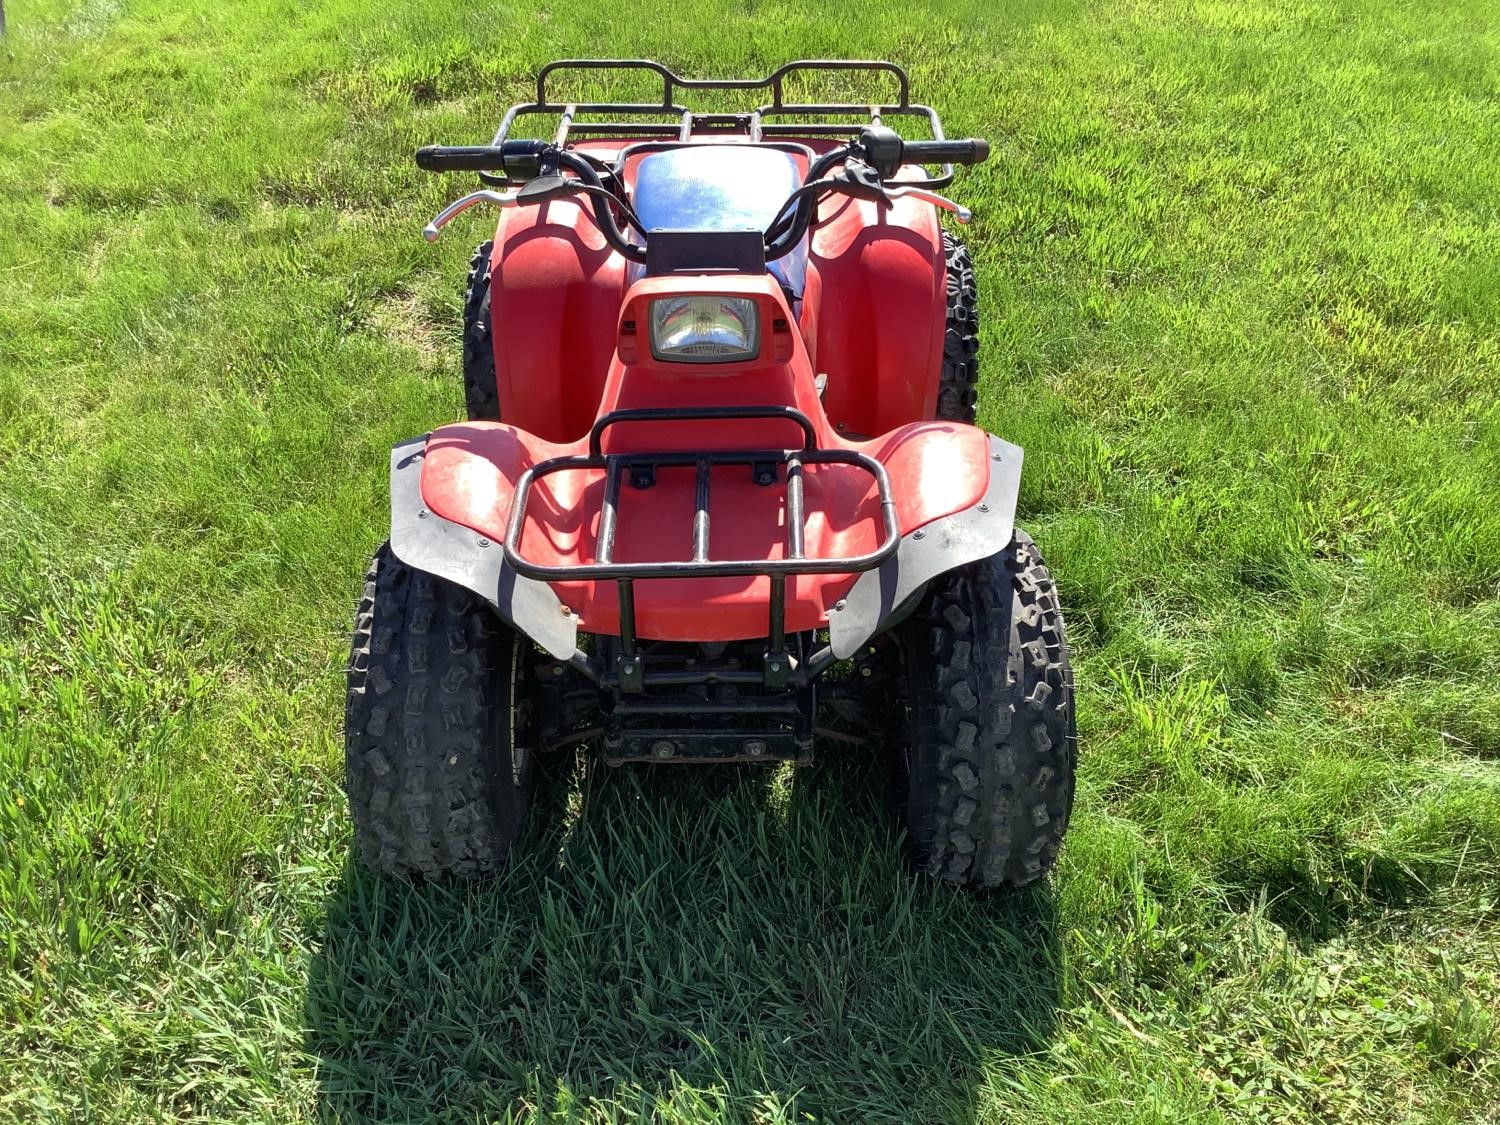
xmin=415 ymin=140 xmax=548 ymax=173
xmin=902 ymin=138 xmax=990 ymax=166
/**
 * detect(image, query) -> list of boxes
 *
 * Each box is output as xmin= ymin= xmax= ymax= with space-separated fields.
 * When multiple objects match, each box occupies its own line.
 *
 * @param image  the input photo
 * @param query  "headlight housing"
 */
xmin=649 ymin=296 xmax=760 ymax=363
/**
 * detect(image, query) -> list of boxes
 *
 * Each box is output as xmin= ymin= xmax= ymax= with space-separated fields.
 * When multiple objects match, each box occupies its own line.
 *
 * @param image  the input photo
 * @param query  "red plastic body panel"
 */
xmin=486 ymin=138 xmax=948 ymax=443
xmin=805 ymin=186 xmax=947 ymax=438
xmin=489 ymin=198 xmax=626 ymax=442
xmin=422 ymin=273 xmax=989 ymax=641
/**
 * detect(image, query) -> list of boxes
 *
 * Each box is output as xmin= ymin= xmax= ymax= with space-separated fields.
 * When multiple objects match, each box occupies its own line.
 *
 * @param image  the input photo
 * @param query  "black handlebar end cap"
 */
xmin=971 ymin=138 xmax=991 ymax=164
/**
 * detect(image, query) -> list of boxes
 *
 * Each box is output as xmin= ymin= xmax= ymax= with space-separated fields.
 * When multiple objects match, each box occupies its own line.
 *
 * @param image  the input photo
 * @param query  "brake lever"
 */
xmin=422 ymin=190 xmax=519 ymax=241
xmin=424 ymin=175 xmax=647 ymax=242
xmin=822 ymin=161 xmax=973 ymax=223
xmin=886 ymin=186 xmax=973 ymax=224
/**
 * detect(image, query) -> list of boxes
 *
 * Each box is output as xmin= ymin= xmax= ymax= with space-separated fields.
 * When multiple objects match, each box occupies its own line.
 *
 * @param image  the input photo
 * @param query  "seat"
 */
xmin=630 ymin=146 xmax=808 ymax=295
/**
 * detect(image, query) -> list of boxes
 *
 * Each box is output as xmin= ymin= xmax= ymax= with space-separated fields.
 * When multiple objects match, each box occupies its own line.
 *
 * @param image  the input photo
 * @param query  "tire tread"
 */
xmin=904 ymin=531 xmax=1076 ymax=888
xmin=462 ymin=240 xmax=500 ymax=421
xmin=936 ymin=231 xmax=980 ymax=423
xmin=345 ymin=544 xmax=526 ymax=878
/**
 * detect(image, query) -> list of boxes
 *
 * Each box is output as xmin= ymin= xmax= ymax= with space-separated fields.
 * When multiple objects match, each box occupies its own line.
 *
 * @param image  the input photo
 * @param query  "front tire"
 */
xmin=344 ymin=543 xmax=531 ymax=878
xmin=936 ymin=231 xmax=980 ymax=424
xmin=898 ymin=531 xmax=1076 ymax=888
xmin=462 ymin=240 xmax=500 ymax=421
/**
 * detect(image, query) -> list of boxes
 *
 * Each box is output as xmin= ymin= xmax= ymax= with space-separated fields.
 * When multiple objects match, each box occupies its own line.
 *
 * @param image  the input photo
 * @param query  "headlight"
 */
xmin=649 ymin=296 xmax=759 ymax=363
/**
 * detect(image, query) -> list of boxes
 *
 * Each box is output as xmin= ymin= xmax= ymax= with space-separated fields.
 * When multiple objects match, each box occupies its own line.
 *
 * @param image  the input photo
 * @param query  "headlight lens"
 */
xmin=649 ymin=296 xmax=759 ymax=363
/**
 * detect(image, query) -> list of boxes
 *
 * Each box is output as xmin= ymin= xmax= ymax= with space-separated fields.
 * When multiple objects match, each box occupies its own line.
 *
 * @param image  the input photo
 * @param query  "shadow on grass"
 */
xmin=1224 ymin=849 xmax=1438 ymax=948
xmin=304 ymin=752 xmax=1062 ymax=1122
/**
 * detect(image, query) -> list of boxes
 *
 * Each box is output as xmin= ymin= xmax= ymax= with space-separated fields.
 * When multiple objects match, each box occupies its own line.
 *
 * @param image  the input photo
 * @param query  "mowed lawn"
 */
xmin=2 ymin=0 xmax=1498 ymax=1120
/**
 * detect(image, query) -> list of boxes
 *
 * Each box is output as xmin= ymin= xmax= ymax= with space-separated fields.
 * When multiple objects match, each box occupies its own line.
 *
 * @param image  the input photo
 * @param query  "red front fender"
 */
xmin=413 ymin=419 xmax=994 ymax=642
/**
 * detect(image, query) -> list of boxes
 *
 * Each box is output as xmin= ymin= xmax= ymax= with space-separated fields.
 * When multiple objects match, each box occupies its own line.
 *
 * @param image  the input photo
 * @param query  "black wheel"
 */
xmin=344 ymin=543 xmax=531 ymax=878
xmin=936 ymin=231 xmax=980 ymax=424
xmin=463 ymin=240 xmax=500 ymax=421
xmin=897 ymin=530 xmax=1076 ymax=888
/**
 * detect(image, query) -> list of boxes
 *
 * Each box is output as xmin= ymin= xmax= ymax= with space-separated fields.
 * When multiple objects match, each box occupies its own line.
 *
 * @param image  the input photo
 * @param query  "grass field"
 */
xmin=2 ymin=0 xmax=1499 ymax=1120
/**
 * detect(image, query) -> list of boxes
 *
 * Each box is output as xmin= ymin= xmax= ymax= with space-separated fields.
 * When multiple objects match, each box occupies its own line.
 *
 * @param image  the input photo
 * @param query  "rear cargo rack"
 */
xmin=503 ymin=405 xmax=899 ymax=691
xmin=484 ymin=58 xmax=955 ymax=188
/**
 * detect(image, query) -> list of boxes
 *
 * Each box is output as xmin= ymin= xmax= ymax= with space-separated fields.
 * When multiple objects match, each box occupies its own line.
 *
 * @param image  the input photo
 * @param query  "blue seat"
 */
xmin=631 ymin=146 xmax=808 ymax=296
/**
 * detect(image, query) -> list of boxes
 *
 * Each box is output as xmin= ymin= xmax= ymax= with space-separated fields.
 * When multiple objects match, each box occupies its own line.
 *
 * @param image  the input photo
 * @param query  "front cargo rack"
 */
xmin=482 ymin=58 xmax=957 ymax=187
xmin=502 ymin=405 xmax=900 ymax=691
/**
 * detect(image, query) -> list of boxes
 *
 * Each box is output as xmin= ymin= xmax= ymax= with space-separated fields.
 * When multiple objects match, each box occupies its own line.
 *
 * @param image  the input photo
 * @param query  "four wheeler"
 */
xmin=345 ymin=60 xmax=1076 ymax=888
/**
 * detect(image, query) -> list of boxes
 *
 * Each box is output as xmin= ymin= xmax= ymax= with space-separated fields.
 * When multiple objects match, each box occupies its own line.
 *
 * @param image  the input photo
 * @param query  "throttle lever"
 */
xmin=833 ymin=159 xmax=893 ymax=207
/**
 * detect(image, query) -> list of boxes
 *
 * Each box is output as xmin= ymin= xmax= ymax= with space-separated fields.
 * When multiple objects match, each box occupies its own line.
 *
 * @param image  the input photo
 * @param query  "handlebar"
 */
xmin=415 ymin=129 xmax=988 ymax=263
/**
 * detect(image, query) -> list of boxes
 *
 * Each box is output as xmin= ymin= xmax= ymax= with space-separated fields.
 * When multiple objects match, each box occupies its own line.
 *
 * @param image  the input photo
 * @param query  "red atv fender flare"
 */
xmin=827 ymin=434 xmax=1023 ymax=658
xmin=388 ymin=437 xmax=581 ymax=661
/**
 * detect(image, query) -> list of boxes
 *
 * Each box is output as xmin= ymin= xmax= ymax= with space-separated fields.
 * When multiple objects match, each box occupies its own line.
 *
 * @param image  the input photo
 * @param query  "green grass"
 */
xmin=2 ymin=0 xmax=1499 ymax=1119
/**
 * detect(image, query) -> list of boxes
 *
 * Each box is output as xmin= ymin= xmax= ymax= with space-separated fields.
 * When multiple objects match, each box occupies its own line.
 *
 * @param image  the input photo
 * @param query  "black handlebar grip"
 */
xmin=414 ymin=140 xmax=548 ymax=174
xmin=415 ymin=146 xmax=504 ymax=171
xmin=902 ymin=138 xmax=991 ymax=165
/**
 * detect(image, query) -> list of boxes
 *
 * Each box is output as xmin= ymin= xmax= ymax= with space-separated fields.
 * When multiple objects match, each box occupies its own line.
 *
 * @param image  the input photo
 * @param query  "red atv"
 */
xmin=346 ymin=60 xmax=1076 ymax=889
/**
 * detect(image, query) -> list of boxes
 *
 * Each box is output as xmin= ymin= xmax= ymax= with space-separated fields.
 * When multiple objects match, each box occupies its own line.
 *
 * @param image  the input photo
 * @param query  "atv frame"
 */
xmin=347 ymin=59 xmax=1075 ymax=888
